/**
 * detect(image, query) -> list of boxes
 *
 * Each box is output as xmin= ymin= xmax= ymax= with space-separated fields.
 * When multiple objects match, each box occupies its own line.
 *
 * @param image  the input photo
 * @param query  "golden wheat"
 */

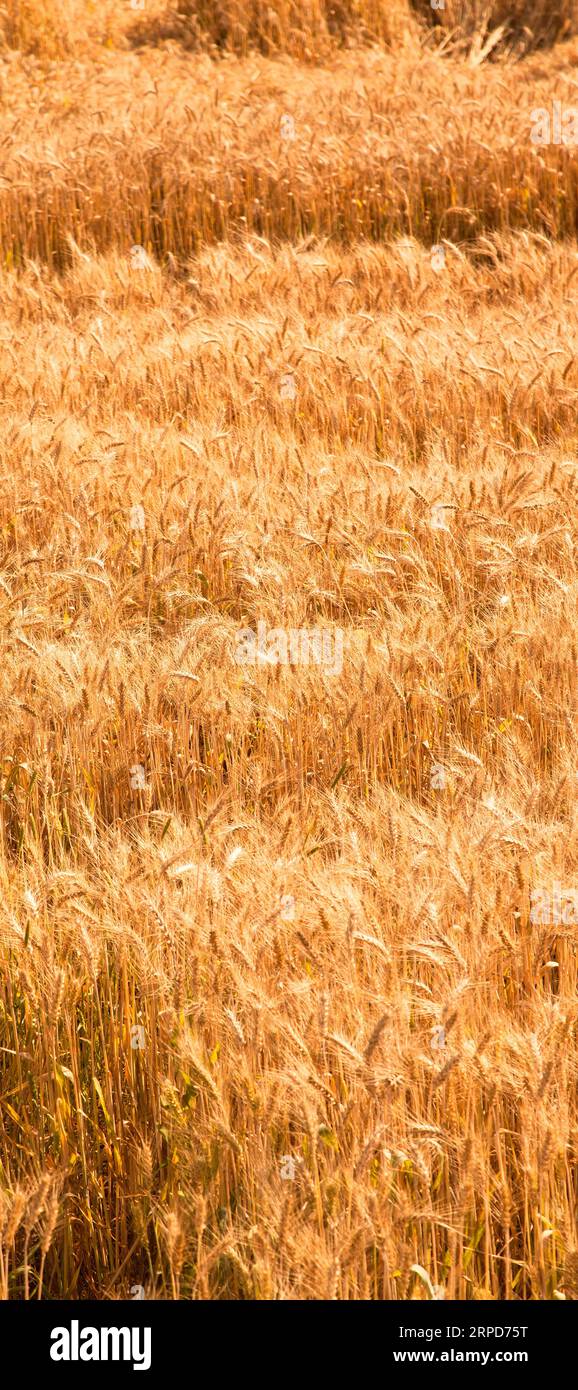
xmin=0 ymin=1 xmax=576 ymax=1301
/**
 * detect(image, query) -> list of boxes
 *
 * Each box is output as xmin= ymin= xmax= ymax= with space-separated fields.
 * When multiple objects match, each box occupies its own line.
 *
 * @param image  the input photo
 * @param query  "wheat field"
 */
xmin=0 ymin=0 xmax=577 ymax=1303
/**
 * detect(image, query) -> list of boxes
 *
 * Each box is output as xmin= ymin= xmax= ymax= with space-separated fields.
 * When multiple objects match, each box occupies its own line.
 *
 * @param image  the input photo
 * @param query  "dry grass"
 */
xmin=413 ymin=0 xmax=578 ymax=54
xmin=7 ymin=36 xmax=578 ymax=268
xmin=127 ymin=0 xmax=412 ymax=58
xmin=0 ymin=1 xmax=577 ymax=1301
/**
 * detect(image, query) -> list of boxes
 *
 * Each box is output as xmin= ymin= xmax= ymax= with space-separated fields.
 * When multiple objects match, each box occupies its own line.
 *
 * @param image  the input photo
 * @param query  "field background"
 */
xmin=0 ymin=0 xmax=577 ymax=1300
